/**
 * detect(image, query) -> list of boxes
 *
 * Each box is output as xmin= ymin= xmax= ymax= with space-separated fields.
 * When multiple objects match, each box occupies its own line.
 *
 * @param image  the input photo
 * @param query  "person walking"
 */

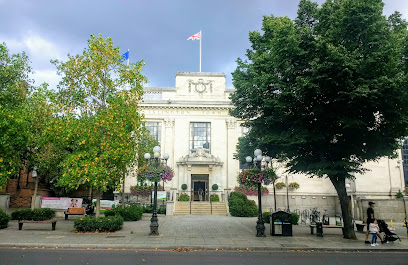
xmin=364 ymin=201 xmax=383 ymax=244
xmin=369 ymin=219 xmax=380 ymax=246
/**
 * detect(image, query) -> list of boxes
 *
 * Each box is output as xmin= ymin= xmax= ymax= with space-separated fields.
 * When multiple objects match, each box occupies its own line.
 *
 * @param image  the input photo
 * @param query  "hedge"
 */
xmin=104 ymin=205 xmax=144 ymax=221
xmin=228 ymin=191 xmax=257 ymax=217
xmin=11 ymin=208 xmax=55 ymax=221
xmin=0 ymin=209 xmax=11 ymax=229
xmin=74 ymin=215 xmax=124 ymax=232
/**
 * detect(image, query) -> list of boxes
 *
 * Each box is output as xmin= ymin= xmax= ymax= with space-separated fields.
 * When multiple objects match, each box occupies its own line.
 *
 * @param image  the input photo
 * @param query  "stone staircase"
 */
xmin=174 ymin=201 xmax=228 ymax=215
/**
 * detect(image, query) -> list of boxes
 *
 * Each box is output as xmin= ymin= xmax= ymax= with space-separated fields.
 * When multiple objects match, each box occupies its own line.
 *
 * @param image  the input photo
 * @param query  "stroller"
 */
xmin=377 ymin=219 xmax=401 ymax=243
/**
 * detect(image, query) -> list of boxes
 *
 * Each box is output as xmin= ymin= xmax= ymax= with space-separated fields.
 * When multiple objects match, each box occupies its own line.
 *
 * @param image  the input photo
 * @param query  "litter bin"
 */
xmin=316 ymin=222 xmax=323 ymax=237
xmin=270 ymin=211 xmax=292 ymax=236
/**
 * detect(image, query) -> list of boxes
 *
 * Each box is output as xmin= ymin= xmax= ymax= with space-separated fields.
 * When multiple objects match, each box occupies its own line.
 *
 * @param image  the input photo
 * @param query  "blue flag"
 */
xmin=120 ymin=51 xmax=129 ymax=62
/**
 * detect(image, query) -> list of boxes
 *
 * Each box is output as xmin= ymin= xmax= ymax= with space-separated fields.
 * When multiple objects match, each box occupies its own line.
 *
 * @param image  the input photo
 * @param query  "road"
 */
xmin=0 ymin=248 xmax=407 ymax=265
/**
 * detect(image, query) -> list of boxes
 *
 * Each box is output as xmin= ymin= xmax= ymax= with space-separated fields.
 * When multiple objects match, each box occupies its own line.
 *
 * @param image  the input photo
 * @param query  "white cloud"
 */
xmin=30 ymin=69 xmax=61 ymax=91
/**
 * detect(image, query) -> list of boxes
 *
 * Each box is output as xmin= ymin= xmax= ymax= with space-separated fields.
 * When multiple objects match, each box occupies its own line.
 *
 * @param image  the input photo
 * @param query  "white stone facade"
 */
xmin=125 ymin=72 xmax=406 ymax=210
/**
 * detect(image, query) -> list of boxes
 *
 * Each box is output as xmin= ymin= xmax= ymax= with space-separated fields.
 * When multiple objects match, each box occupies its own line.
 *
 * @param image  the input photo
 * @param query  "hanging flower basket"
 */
xmin=238 ymin=167 xmax=278 ymax=186
xmin=288 ymin=182 xmax=300 ymax=189
xmin=275 ymin=182 xmax=286 ymax=189
xmin=137 ymin=164 xmax=174 ymax=183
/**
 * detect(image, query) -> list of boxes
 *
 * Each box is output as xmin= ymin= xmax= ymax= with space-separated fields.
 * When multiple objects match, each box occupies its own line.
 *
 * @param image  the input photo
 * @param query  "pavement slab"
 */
xmin=0 ymin=214 xmax=407 ymax=251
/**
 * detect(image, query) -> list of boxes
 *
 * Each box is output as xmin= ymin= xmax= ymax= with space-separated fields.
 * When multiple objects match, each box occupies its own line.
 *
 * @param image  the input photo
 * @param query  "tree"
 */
xmin=50 ymin=34 xmax=146 ymax=217
xmin=0 ymin=43 xmax=54 ymax=189
xmin=230 ymin=0 xmax=408 ymax=239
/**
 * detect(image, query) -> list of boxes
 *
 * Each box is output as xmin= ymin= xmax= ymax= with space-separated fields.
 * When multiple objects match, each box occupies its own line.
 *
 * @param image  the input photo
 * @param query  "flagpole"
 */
xmin=127 ymin=49 xmax=130 ymax=67
xmin=199 ymin=30 xmax=202 ymax=72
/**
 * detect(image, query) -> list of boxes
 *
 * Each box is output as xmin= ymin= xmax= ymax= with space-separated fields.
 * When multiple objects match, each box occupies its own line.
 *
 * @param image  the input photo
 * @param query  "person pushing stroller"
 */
xmin=365 ymin=202 xmax=383 ymax=244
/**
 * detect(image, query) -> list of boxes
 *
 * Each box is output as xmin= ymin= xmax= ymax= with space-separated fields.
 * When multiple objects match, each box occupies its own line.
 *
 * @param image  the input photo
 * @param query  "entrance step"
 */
xmin=174 ymin=201 xmax=228 ymax=215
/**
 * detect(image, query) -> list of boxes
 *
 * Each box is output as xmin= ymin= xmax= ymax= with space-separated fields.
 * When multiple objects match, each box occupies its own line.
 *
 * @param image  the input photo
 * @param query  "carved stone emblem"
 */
xmin=188 ymin=79 xmax=213 ymax=94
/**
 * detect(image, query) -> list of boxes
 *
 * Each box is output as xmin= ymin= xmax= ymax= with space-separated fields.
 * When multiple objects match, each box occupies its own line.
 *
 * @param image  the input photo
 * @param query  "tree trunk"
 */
xmin=329 ymin=174 xmax=356 ymax=239
xmin=121 ymin=174 xmax=125 ymax=208
xmin=95 ymin=189 xmax=101 ymax=218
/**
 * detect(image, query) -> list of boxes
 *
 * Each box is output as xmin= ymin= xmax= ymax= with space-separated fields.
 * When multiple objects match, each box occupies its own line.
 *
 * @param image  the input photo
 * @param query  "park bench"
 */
xmin=18 ymin=220 xmax=57 ymax=231
xmin=64 ymin=207 xmax=85 ymax=220
xmin=356 ymin=223 xmax=365 ymax=232
xmin=310 ymin=224 xmax=344 ymax=236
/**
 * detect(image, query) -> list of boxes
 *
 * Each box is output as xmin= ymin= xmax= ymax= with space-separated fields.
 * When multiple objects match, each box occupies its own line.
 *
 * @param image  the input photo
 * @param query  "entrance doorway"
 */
xmin=191 ymin=174 xmax=209 ymax=201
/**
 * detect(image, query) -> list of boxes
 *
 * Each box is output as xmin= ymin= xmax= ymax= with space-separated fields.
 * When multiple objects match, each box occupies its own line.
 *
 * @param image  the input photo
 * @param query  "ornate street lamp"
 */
xmin=144 ymin=146 xmax=170 ymax=235
xmin=247 ymin=149 xmax=266 ymax=237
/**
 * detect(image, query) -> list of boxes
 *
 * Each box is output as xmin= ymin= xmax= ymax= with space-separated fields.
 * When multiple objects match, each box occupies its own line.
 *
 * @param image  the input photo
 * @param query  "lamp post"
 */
xmin=247 ymin=148 xmax=266 ymax=237
xmin=31 ymin=167 xmax=38 ymax=210
xmin=144 ymin=146 xmax=169 ymax=235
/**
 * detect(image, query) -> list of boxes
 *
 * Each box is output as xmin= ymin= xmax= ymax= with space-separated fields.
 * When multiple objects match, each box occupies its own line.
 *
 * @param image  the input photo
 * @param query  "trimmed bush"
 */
xmin=212 ymin=184 xmax=218 ymax=190
xmin=74 ymin=215 xmax=124 ymax=232
xmin=291 ymin=212 xmax=300 ymax=225
xmin=228 ymin=191 xmax=257 ymax=217
xmin=178 ymin=193 xmax=189 ymax=201
xmin=0 ymin=209 xmax=11 ymax=229
xmin=210 ymin=194 xmax=220 ymax=202
xmin=11 ymin=208 xmax=55 ymax=221
xmin=181 ymin=184 xmax=188 ymax=190
xmin=262 ymin=212 xmax=271 ymax=224
xmin=143 ymin=204 xmax=153 ymax=213
xmin=74 ymin=216 xmax=98 ymax=232
xmin=104 ymin=205 xmax=143 ymax=221
xmin=157 ymin=205 xmax=166 ymax=214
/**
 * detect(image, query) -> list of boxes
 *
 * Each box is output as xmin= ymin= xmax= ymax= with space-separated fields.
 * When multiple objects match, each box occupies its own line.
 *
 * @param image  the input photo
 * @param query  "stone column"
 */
xmin=164 ymin=118 xmax=175 ymax=189
xmin=226 ymin=119 xmax=238 ymax=190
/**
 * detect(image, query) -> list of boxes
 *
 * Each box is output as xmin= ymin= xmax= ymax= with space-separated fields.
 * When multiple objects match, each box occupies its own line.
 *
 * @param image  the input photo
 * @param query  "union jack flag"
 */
xmin=187 ymin=31 xmax=201 ymax=40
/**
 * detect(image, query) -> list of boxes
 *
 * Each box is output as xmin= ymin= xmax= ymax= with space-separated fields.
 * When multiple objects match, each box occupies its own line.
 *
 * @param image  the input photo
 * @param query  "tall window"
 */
xmin=145 ymin=121 xmax=161 ymax=144
xmin=190 ymin=122 xmax=211 ymax=153
xmin=402 ymin=137 xmax=408 ymax=186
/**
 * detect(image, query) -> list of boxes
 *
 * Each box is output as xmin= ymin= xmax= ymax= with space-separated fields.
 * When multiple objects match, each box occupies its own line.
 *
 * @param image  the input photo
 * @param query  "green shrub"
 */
xmin=178 ymin=193 xmax=189 ymax=201
xmin=212 ymin=184 xmax=218 ymax=190
xmin=181 ymin=184 xmax=188 ymax=190
xmin=98 ymin=216 xmax=124 ymax=232
xmin=74 ymin=215 xmax=124 ymax=232
xmin=229 ymin=191 xmax=257 ymax=217
xmin=143 ymin=204 xmax=153 ymax=213
xmin=11 ymin=208 xmax=55 ymax=221
xmin=104 ymin=205 xmax=143 ymax=221
xmin=0 ymin=209 xmax=11 ymax=229
xmin=263 ymin=212 xmax=271 ymax=224
xmin=157 ymin=205 xmax=166 ymax=214
xmin=74 ymin=216 xmax=98 ymax=232
xmin=291 ymin=213 xmax=300 ymax=225
xmin=210 ymin=194 xmax=220 ymax=202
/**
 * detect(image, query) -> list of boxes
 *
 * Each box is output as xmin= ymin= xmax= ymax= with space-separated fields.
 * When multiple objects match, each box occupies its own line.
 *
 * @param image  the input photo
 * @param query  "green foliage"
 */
xmin=143 ymin=204 xmax=153 ymax=213
xmin=212 ymin=184 xmax=218 ymax=190
xmin=47 ymin=34 xmax=147 ymax=218
xmin=178 ymin=193 xmax=189 ymax=201
xmin=210 ymin=194 xmax=220 ymax=202
xmin=0 ymin=43 xmax=55 ymax=189
xmin=11 ymin=208 xmax=55 ymax=221
xmin=288 ymin=182 xmax=300 ymax=189
xmin=181 ymin=184 xmax=187 ymax=190
xmin=0 ymin=209 xmax=11 ymax=229
xmin=74 ymin=215 xmax=124 ymax=232
xmin=396 ymin=190 xmax=404 ymax=199
xmin=263 ymin=211 xmax=271 ymax=224
xmin=103 ymin=205 xmax=143 ymax=221
xmin=291 ymin=212 xmax=300 ymax=225
xmin=157 ymin=205 xmax=166 ymax=214
xmin=228 ymin=191 xmax=257 ymax=217
xmin=234 ymin=185 xmax=269 ymax=196
xmin=275 ymin=182 xmax=286 ymax=189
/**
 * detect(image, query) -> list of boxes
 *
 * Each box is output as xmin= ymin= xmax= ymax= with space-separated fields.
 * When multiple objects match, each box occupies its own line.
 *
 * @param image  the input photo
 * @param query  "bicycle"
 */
xmin=310 ymin=208 xmax=320 ymax=224
xmin=301 ymin=209 xmax=309 ymax=225
xmin=322 ymin=209 xmax=329 ymax=225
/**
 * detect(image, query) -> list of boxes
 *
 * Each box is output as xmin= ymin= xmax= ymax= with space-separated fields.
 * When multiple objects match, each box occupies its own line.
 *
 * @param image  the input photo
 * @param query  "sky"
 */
xmin=1 ymin=0 xmax=408 ymax=90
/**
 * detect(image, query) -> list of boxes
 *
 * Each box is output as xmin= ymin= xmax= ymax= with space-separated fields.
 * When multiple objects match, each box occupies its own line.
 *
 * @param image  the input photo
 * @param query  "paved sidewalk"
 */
xmin=0 ymin=214 xmax=407 ymax=251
